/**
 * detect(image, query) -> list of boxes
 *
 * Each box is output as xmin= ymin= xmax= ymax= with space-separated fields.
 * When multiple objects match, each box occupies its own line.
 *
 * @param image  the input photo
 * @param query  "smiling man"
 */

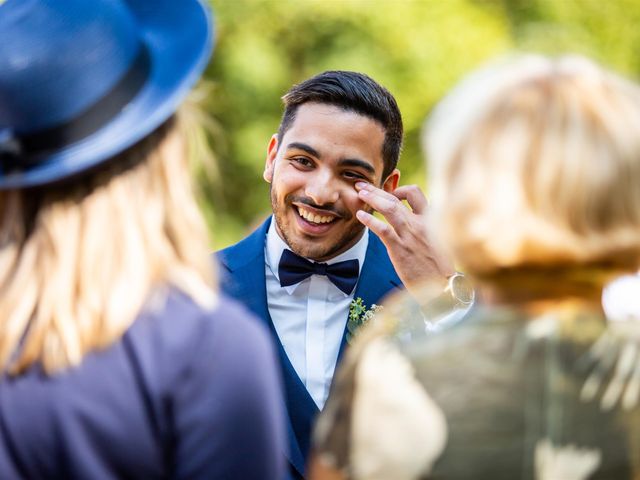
xmin=266 ymin=100 xmax=398 ymax=260
xmin=217 ymin=71 xmax=453 ymax=480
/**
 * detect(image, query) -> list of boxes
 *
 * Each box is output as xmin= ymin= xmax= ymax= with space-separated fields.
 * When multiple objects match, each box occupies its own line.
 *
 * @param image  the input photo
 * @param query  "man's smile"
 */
xmin=296 ymin=207 xmax=334 ymax=224
xmin=292 ymin=203 xmax=340 ymax=235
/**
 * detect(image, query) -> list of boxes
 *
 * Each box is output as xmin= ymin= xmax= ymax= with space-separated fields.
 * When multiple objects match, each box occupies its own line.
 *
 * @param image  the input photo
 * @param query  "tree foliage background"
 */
xmin=199 ymin=0 xmax=640 ymax=248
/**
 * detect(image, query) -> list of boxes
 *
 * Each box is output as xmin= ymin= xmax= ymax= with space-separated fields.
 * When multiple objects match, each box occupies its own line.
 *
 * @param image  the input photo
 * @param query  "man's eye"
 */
xmin=344 ymin=171 xmax=366 ymax=180
xmin=292 ymin=157 xmax=313 ymax=167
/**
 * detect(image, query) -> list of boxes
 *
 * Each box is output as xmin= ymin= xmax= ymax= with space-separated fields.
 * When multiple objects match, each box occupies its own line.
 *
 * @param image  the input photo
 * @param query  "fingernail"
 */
xmin=358 ymin=189 xmax=369 ymax=196
xmin=355 ymin=182 xmax=369 ymax=190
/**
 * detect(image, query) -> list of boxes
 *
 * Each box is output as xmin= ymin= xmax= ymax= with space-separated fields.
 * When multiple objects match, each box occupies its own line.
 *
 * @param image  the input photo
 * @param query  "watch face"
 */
xmin=449 ymin=273 xmax=475 ymax=306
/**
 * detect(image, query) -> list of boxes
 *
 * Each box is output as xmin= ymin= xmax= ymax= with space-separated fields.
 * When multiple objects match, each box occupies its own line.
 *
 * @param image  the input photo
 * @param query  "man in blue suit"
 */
xmin=217 ymin=71 xmax=454 ymax=479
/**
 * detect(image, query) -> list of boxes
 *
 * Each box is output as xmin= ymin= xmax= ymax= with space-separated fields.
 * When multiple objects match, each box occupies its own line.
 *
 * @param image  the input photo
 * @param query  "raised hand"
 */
xmin=355 ymin=181 xmax=455 ymax=295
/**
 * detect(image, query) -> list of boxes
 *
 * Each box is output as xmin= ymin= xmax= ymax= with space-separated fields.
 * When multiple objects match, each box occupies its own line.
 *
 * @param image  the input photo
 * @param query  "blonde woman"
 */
xmin=311 ymin=55 xmax=640 ymax=479
xmin=0 ymin=0 xmax=284 ymax=478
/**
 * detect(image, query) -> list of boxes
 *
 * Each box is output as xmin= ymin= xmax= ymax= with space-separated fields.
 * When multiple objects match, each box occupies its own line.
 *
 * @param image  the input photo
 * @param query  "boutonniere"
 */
xmin=347 ymin=297 xmax=383 ymax=344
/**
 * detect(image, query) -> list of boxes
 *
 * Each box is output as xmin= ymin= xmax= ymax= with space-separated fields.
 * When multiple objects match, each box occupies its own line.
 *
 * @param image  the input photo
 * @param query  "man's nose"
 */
xmin=305 ymin=170 xmax=339 ymax=206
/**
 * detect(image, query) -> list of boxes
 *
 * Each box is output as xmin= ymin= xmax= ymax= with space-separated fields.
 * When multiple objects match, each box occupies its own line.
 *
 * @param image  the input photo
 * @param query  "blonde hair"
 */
xmin=425 ymin=55 xmax=640 ymax=277
xmin=0 ymin=113 xmax=216 ymax=374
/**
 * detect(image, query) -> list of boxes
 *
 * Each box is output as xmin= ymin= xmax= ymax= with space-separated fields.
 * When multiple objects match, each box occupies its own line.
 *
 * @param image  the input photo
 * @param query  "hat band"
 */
xmin=0 ymin=44 xmax=151 ymax=171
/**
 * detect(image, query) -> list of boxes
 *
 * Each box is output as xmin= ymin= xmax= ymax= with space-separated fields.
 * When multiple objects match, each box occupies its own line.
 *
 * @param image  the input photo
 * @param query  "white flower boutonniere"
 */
xmin=347 ymin=297 xmax=383 ymax=344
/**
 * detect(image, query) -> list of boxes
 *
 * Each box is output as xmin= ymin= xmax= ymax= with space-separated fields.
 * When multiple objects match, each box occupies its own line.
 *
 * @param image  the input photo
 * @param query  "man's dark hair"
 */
xmin=277 ymin=71 xmax=403 ymax=180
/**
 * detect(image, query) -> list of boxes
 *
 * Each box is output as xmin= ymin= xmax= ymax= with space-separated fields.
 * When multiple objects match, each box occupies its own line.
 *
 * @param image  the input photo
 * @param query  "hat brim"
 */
xmin=0 ymin=0 xmax=213 ymax=189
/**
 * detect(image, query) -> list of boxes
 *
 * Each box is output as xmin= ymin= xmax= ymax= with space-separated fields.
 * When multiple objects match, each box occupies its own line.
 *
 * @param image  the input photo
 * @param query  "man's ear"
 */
xmin=382 ymin=168 xmax=400 ymax=193
xmin=264 ymin=134 xmax=279 ymax=183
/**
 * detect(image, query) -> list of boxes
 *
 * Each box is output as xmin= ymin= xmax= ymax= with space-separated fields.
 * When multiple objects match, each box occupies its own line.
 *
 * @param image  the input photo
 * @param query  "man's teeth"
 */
xmin=297 ymin=207 xmax=335 ymax=224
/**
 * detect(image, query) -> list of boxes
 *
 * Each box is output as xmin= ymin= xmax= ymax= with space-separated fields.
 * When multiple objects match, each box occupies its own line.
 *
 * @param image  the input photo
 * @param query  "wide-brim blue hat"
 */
xmin=0 ymin=0 xmax=214 ymax=189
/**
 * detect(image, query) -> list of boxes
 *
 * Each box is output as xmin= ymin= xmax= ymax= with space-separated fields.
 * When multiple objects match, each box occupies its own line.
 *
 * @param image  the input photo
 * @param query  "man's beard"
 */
xmin=270 ymin=189 xmax=368 ymax=261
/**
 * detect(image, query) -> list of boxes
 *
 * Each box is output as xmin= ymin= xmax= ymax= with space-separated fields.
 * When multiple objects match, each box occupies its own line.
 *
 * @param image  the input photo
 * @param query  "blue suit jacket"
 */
xmin=216 ymin=217 xmax=403 ymax=479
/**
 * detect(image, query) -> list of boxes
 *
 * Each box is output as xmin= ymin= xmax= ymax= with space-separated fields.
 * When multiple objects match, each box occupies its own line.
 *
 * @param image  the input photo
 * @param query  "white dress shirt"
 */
xmin=265 ymin=216 xmax=368 ymax=409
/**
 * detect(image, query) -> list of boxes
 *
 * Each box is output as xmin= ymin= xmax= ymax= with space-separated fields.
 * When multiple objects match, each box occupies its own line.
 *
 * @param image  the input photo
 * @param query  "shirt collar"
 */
xmin=265 ymin=215 xmax=369 ymax=295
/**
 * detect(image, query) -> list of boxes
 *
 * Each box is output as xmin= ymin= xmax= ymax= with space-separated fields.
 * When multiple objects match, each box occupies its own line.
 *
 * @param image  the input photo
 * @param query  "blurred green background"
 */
xmin=199 ymin=0 xmax=640 ymax=249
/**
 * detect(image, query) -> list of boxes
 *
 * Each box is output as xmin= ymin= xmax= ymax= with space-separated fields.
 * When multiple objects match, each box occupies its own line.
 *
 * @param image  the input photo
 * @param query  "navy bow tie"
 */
xmin=278 ymin=249 xmax=359 ymax=295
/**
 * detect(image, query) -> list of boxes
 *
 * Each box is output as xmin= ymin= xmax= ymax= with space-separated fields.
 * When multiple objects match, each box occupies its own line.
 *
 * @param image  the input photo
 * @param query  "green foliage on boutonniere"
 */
xmin=347 ymin=297 xmax=383 ymax=344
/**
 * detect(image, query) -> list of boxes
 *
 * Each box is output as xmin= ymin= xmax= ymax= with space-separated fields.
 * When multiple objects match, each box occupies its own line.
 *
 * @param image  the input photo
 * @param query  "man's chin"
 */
xmin=274 ymin=210 xmax=365 ymax=261
xmin=287 ymin=231 xmax=365 ymax=262
xmin=285 ymin=239 xmax=334 ymax=262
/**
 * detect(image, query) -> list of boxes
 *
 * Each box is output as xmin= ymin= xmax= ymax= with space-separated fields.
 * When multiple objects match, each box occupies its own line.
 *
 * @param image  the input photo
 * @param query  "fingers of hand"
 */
xmin=356 ymin=210 xmax=395 ymax=243
xmin=356 ymin=183 xmax=410 ymax=229
xmin=393 ymin=185 xmax=428 ymax=215
xmin=357 ymin=182 xmax=399 ymax=206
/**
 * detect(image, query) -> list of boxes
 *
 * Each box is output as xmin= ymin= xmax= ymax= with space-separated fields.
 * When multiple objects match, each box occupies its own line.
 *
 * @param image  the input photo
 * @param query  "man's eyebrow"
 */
xmin=338 ymin=158 xmax=376 ymax=175
xmin=285 ymin=142 xmax=320 ymax=158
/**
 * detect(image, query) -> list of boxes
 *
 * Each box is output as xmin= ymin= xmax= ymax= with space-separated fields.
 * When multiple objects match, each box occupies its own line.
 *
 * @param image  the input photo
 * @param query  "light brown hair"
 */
xmin=0 ymin=112 xmax=216 ymax=374
xmin=425 ymin=55 xmax=640 ymax=277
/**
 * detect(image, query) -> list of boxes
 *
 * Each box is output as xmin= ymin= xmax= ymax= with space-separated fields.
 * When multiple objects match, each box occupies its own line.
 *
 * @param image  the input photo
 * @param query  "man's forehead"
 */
xmin=282 ymin=103 xmax=385 ymax=159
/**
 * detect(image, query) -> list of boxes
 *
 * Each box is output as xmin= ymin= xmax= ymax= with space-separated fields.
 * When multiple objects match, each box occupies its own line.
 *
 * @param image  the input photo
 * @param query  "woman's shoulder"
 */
xmin=136 ymin=288 xmax=268 ymax=346
xmin=125 ymin=288 xmax=274 ymax=388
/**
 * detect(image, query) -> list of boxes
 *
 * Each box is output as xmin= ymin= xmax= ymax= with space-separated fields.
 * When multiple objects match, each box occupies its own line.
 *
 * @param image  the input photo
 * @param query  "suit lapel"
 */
xmin=217 ymin=218 xmax=317 ymax=479
xmin=218 ymin=225 xmax=403 ymax=478
xmin=337 ymin=231 xmax=403 ymax=360
xmin=217 ymin=218 xmax=270 ymax=322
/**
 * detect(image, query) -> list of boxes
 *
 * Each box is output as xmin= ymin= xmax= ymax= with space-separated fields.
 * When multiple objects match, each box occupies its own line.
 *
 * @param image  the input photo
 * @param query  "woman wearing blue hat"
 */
xmin=0 ymin=0 xmax=285 ymax=478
